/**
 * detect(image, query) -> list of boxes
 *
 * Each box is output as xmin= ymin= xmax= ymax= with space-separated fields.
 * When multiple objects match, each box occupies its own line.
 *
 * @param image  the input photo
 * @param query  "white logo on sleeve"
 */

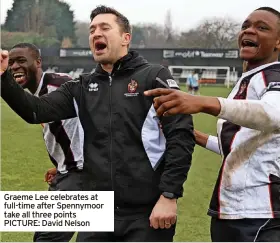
xmin=166 ymin=79 xmax=179 ymax=88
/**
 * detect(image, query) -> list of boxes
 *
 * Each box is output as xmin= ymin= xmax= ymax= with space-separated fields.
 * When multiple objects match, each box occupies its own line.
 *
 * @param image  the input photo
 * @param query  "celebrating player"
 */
xmin=145 ymin=7 xmax=280 ymax=242
xmin=6 ymin=43 xmax=84 ymax=242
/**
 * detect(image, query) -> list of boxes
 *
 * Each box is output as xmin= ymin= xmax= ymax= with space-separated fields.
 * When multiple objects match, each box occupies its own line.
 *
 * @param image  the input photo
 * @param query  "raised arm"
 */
xmin=1 ymin=51 xmax=77 ymax=123
xmin=1 ymin=70 xmax=77 ymax=123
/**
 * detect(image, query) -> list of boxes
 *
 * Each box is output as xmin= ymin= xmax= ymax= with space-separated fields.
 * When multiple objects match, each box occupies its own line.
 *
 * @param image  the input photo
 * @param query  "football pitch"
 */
xmin=0 ymin=86 xmax=231 ymax=242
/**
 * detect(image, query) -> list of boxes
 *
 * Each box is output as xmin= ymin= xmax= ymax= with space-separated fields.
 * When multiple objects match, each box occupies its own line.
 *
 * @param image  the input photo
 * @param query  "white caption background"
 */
xmin=0 ymin=191 xmax=114 ymax=232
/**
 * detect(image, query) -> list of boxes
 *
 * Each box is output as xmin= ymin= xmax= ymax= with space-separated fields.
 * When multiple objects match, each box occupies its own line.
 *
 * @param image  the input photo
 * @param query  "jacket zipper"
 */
xmin=109 ymin=75 xmax=114 ymax=191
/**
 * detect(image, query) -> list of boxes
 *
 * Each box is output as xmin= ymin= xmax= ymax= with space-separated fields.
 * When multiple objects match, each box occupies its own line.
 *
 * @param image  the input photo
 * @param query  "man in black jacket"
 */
xmin=1 ymin=5 xmax=195 ymax=242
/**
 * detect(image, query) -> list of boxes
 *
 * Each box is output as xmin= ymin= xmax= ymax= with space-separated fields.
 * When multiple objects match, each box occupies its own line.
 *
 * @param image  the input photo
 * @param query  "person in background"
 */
xmin=191 ymin=70 xmax=200 ymax=95
xmin=186 ymin=72 xmax=193 ymax=94
xmin=186 ymin=70 xmax=200 ymax=95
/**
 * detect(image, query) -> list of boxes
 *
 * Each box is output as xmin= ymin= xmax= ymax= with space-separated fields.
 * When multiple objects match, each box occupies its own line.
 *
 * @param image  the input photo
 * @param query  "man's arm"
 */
xmin=145 ymin=79 xmax=280 ymax=133
xmin=201 ymin=69 xmax=280 ymax=132
xmin=194 ymin=130 xmax=221 ymax=155
xmin=215 ymin=89 xmax=280 ymax=132
xmin=148 ymin=67 xmax=195 ymax=230
xmin=154 ymin=68 xmax=195 ymax=198
xmin=1 ymin=70 xmax=77 ymax=123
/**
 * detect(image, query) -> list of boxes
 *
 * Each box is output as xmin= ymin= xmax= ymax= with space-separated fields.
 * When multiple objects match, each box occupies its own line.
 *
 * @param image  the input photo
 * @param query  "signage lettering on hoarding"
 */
xmin=163 ymin=49 xmax=239 ymax=59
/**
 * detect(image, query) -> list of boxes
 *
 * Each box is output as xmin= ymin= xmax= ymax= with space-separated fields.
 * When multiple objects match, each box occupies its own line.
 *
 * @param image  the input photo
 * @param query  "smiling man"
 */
xmin=0 ymin=5 xmax=195 ymax=242
xmin=9 ymin=46 xmax=39 ymax=91
xmin=7 ymin=43 xmax=85 ymax=242
xmin=145 ymin=7 xmax=280 ymax=242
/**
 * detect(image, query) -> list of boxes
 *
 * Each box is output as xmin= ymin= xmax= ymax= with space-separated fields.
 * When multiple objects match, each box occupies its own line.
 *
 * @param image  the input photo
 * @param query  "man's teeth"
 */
xmin=15 ymin=77 xmax=25 ymax=82
xmin=13 ymin=73 xmax=26 ymax=82
xmin=13 ymin=73 xmax=25 ymax=78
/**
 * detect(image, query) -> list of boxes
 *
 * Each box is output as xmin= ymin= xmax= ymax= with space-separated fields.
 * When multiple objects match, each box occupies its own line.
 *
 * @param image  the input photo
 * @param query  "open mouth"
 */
xmin=241 ymin=39 xmax=259 ymax=48
xmin=13 ymin=72 xmax=27 ymax=83
xmin=94 ymin=41 xmax=107 ymax=52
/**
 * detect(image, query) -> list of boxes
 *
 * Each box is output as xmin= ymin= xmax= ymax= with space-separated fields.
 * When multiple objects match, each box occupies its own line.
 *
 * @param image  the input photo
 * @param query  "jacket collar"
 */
xmin=94 ymin=50 xmax=148 ymax=76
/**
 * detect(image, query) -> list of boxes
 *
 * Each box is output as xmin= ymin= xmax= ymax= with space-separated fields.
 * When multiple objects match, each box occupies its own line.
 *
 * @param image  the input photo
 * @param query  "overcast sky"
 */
xmin=1 ymin=0 xmax=279 ymax=32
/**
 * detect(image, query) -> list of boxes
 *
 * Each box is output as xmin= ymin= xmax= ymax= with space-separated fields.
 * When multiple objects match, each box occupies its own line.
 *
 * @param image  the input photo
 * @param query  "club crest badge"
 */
xmin=234 ymin=79 xmax=249 ymax=99
xmin=128 ymin=80 xmax=138 ymax=93
xmin=125 ymin=80 xmax=139 ymax=97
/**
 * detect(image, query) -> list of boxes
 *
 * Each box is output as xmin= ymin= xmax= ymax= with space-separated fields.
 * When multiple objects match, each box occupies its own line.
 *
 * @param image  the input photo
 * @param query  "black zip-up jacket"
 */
xmin=1 ymin=51 xmax=195 ymax=209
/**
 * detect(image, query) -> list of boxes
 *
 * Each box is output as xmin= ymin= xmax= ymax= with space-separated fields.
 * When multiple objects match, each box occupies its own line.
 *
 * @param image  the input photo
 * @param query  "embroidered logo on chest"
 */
xmin=124 ymin=79 xmax=139 ymax=97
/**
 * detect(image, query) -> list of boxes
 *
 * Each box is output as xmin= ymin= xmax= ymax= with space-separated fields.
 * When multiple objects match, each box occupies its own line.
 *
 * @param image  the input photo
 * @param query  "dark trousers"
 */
xmin=33 ymin=231 xmax=75 ymax=242
xmin=33 ymin=170 xmax=84 ymax=242
xmin=76 ymin=208 xmax=176 ymax=242
xmin=211 ymin=217 xmax=280 ymax=242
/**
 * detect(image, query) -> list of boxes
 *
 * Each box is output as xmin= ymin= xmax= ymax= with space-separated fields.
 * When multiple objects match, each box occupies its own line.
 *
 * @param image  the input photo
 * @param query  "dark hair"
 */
xmin=255 ymin=7 xmax=280 ymax=19
xmin=255 ymin=7 xmax=280 ymax=30
xmin=11 ymin=43 xmax=41 ymax=59
xmin=90 ymin=5 xmax=131 ymax=34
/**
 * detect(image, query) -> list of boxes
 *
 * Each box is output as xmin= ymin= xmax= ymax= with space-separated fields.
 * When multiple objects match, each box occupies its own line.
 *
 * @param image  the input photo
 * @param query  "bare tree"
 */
xmin=164 ymin=9 xmax=174 ymax=46
xmin=179 ymin=17 xmax=240 ymax=48
xmin=134 ymin=21 xmax=181 ymax=48
xmin=201 ymin=17 xmax=240 ymax=48
xmin=135 ymin=23 xmax=165 ymax=47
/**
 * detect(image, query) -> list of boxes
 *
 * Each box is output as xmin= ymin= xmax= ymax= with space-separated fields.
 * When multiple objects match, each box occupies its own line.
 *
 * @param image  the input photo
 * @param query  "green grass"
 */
xmin=0 ymin=86 xmax=231 ymax=242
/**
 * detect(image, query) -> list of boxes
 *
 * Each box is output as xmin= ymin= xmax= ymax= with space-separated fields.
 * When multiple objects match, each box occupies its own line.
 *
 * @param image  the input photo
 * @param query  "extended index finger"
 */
xmin=144 ymin=88 xmax=173 ymax=97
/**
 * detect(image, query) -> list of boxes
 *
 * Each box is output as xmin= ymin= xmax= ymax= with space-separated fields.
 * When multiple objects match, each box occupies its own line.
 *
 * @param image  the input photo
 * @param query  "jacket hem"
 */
xmin=208 ymin=208 xmax=280 ymax=219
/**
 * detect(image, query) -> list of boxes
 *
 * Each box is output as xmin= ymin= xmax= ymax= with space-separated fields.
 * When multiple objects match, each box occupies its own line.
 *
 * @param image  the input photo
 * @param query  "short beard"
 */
xmin=95 ymin=56 xmax=114 ymax=65
xmin=99 ymin=60 xmax=112 ymax=65
xmin=25 ymin=70 xmax=38 ymax=90
xmin=94 ymin=54 xmax=115 ymax=65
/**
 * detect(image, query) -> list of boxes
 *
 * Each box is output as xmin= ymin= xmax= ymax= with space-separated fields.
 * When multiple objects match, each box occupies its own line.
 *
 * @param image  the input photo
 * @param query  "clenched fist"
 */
xmin=44 ymin=167 xmax=57 ymax=185
xmin=0 ymin=49 xmax=9 ymax=75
